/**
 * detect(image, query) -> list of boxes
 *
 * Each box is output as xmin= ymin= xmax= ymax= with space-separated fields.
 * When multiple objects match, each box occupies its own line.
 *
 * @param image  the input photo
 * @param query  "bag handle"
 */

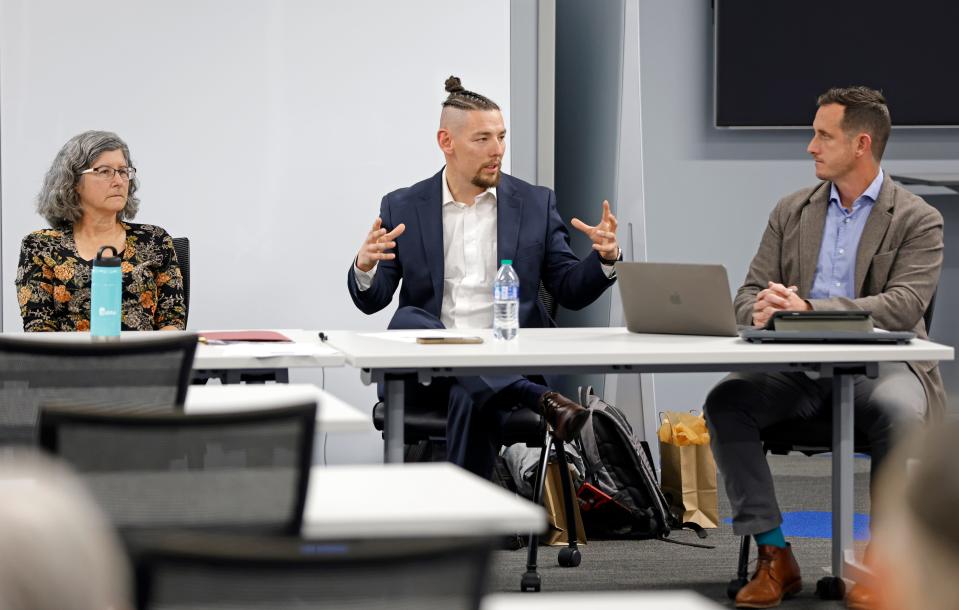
xmin=659 ymin=410 xmax=705 ymax=431
xmin=578 ymin=385 xmax=595 ymax=408
xmin=658 ymin=411 xmax=675 ymax=437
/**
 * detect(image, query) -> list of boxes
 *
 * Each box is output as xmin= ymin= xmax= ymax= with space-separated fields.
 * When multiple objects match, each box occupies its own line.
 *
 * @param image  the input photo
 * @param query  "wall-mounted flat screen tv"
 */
xmin=714 ymin=0 xmax=959 ymax=128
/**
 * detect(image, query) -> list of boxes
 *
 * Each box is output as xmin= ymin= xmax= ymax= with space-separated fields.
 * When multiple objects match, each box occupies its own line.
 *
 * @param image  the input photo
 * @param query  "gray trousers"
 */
xmin=704 ymin=362 xmax=926 ymax=536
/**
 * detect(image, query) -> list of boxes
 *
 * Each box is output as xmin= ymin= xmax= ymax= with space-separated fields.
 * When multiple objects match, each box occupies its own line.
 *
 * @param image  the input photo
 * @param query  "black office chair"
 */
xmin=130 ymin=532 xmax=491 ymax=610
xmin=727 ymin=293 xmax=937 ymax=600
xmin=371 ymin=284 xmax=582 ymax=592
xmin=39 ymin=403 xmax=316 ymax=535
xmin=171 ymin=237 xmax=190 ymax=328
xmin=0 ymin=334 xmax=197 ymax=445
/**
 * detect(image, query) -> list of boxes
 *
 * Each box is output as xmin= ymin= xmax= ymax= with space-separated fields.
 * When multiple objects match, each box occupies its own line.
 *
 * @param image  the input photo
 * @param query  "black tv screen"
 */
xmin=714 ymin=0 xmax=959 ymax=128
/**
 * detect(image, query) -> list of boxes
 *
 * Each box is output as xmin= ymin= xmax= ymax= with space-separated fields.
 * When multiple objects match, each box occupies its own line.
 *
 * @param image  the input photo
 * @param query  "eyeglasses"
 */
xmin=80 ymin=166 xmax=137 ymax=181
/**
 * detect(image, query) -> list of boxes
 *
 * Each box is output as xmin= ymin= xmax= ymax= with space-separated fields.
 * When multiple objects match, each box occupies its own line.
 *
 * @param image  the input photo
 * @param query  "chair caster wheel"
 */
xmin=520 ymin=571 xmax=541 ymax=592
xmin=816 ymin=576 xmax=846 ymax=600
xmin=727 ymin=578 xmax=748 ymax=600
xmin=557 ymin=546 xmax=581 ymax=567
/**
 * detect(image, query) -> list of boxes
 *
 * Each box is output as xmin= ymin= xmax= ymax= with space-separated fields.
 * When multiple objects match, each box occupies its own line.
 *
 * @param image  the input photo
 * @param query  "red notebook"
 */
xmin=198 ymin=330 xmax=292 ymax=343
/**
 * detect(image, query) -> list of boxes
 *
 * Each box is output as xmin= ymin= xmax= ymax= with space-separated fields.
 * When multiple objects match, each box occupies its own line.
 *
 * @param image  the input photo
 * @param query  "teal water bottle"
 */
xmin=91 ymin=245 xmax=122 ymax=338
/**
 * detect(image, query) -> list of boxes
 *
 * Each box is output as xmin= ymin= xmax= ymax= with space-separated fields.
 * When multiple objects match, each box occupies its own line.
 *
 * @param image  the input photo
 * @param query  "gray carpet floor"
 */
xmin=487 ymin=453 xmax=873 ymax=609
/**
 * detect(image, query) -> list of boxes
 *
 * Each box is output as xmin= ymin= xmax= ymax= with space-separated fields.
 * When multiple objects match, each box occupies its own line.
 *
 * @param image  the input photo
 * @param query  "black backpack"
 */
xmin=576 ymin=386 xmax=711 ymax=546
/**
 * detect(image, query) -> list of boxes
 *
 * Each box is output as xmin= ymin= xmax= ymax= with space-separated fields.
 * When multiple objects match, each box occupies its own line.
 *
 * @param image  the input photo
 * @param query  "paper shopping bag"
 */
xmin=658 ymin=411 xmax=719 ymax=529
xmin=543 ymin=460 xmax=587 ymax=546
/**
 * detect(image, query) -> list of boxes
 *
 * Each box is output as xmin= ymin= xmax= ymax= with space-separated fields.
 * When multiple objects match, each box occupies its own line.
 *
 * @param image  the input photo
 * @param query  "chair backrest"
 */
xmin=38 ymin=403 xmax=316 ymax=535
xmin=171 ymin=237 xmax=190 ymax=328
xmin=537 ymin=282 xmax=558 ymax=325
xmin=0 ymin=334 xmax=198 ymax=445
xmin=131 ymin=532 xmax=490 ymax=610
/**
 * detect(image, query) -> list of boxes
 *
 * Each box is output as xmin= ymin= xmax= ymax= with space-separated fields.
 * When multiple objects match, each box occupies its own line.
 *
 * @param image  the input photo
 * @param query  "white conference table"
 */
xmin=302 ymin=462 xmax=546 ymax=539
xmin=185 ymin=383 xmax=369 ymax=434
xmin=70 ymin=462 xmax=544 ymax=545
xmin=193 ymin=329 xmax=345 ymax=382
xmin=483 ymin=591 xmax=722 ymax=610
xmin=324 ymin=326 xmax=954 ymax=586
xmin=0 ymin=329 xmax=345 ymax=375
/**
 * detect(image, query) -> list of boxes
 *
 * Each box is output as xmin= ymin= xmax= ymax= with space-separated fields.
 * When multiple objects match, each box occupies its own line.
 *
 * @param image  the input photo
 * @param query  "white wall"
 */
xmin=0 ymin=0 xmax=511 ymax=462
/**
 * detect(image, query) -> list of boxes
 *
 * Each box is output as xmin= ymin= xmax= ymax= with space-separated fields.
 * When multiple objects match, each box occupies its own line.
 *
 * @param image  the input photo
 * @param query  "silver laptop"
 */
xmin=616 ymin=262 xmax=738 ymax=336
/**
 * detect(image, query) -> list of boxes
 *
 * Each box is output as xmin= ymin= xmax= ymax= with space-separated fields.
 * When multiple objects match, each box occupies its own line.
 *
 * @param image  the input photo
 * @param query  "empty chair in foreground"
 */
xmin=131 ymin=532 xmax=491 ymax=610
xmin=39 ymin=402 xmax=316 ymax=535
xmin=0 ymin=333 xmax=197 ymax=445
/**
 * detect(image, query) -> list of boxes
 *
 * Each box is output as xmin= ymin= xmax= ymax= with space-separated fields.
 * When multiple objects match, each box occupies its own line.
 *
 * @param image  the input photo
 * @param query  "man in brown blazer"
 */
xmin=705 ymin=87 xmax=944 ymax=610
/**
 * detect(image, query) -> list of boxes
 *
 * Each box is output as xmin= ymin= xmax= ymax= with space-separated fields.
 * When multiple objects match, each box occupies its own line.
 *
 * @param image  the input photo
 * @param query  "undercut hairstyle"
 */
xmin=36 ymin=130 xmax=140 ymax=228
xmin=817 ymin=86 xmax=892 ymax=161
xmin=442 ymin=76 xmax=500 ymax=112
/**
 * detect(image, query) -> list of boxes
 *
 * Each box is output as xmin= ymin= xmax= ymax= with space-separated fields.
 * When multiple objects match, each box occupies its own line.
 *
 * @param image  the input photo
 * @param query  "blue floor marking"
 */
xmin=723 ymin=511 xmax=871 ymax=541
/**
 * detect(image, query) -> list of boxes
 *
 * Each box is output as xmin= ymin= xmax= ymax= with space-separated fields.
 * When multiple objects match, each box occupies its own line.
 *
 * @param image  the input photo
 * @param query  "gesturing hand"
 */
xmin=356 ymin=217 xmax=406 ymax=273
xmin=571 ymin=200 xmax=620 ymax=261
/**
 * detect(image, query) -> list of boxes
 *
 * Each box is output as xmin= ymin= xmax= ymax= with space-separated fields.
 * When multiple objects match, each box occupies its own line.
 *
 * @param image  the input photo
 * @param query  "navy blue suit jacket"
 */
xmin=347 ymin=170 xmax=616 ymax=328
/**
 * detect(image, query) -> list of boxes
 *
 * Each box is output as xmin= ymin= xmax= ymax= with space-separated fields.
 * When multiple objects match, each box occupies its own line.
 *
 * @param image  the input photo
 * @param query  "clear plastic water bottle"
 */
xmin=493 ymin=259 xmax=519 ymax=341
xmin=91 ymin=245 xmax=122 ymax=339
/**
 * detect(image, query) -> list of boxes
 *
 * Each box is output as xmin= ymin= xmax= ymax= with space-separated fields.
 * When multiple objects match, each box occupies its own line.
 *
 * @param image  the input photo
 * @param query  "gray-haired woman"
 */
xmin=15 ymin=131 xmax=185 ymax=331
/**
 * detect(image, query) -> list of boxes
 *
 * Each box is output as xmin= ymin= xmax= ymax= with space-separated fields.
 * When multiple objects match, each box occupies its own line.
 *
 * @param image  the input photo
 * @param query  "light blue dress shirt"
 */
xmin=809 ymin=169 xmax=884 ymax=300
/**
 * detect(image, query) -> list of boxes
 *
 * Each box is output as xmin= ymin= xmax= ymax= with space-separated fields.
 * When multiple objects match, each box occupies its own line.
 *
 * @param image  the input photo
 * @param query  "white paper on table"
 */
xmin=359 ymin=329 xmax=489 ymax=343
xmin=208 ymin=343 xmax=340 ymax=359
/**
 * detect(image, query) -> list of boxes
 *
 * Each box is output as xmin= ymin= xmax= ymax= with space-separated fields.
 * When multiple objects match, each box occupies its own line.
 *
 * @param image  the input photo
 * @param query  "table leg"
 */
xmin=831 ymin=373 xmax=856 ymax=582
xmin=639 ymin=372 xmax=660 ymax=472
xmin=384 ymin=376 xmax=405 ymax=463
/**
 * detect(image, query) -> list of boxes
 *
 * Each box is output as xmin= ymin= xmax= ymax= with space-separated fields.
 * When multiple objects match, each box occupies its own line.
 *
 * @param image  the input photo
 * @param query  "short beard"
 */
xmin=471 ymin=169 xmax=500 ymax=189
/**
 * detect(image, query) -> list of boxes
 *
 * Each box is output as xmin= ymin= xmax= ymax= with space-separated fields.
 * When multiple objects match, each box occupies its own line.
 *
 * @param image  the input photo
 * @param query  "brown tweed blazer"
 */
xmin=734 ymin=173 xmax=946 ymax=418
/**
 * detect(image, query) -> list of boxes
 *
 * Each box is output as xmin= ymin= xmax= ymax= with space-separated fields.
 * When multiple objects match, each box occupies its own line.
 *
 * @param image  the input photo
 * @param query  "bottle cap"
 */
xmin=94 ymin=245 xmax=122 ymax=267
xmin=500 ymin=259 xmax=512 ymax=265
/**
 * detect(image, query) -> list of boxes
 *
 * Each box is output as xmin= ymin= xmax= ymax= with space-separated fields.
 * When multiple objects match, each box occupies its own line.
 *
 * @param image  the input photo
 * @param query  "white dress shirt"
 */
xmin=437 ymin=170 xmax=498 ymax=329
xmin=354 ymin=169 xmax=497 ymax=329
xmin=354 ymin=169 xmax=618 ymax=328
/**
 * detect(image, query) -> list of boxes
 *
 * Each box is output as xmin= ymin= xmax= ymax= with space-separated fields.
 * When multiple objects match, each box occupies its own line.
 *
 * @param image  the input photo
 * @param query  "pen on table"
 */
xmin=197 ymin=337 xmax=229 ymax=345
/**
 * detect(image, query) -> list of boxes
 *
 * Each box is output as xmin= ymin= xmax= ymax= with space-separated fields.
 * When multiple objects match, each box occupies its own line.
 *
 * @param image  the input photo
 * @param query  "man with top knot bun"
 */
xmin=347 ymin=76 xmax=621 ymax=478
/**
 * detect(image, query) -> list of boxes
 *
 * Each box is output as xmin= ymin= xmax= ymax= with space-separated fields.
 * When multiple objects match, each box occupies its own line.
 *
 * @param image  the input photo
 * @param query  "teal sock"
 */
xmin=754 ymin=527 xmax=786 ymax=548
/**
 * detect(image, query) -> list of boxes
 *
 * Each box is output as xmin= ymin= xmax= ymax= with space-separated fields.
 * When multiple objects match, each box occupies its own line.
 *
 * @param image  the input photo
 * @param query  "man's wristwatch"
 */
xmin=599 ymin=247 xmax=622 ymax=266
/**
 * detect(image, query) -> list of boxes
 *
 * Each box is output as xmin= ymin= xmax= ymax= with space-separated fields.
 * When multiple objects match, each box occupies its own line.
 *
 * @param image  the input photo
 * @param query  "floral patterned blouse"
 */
xmin=15 ymin=222 xmax=186 ymax=332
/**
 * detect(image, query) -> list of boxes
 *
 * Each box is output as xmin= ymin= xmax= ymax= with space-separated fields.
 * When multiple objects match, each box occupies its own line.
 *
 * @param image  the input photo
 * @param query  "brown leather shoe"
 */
xmin=538 ymin=391 xmax=590 ymax=441
xmin=845 ymin=582 xmax=878 ymax=610
xmin=846 ymin=544 xmax=879 ymax=610
xmin=735 ymin=543 xmax=802 ymax=608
